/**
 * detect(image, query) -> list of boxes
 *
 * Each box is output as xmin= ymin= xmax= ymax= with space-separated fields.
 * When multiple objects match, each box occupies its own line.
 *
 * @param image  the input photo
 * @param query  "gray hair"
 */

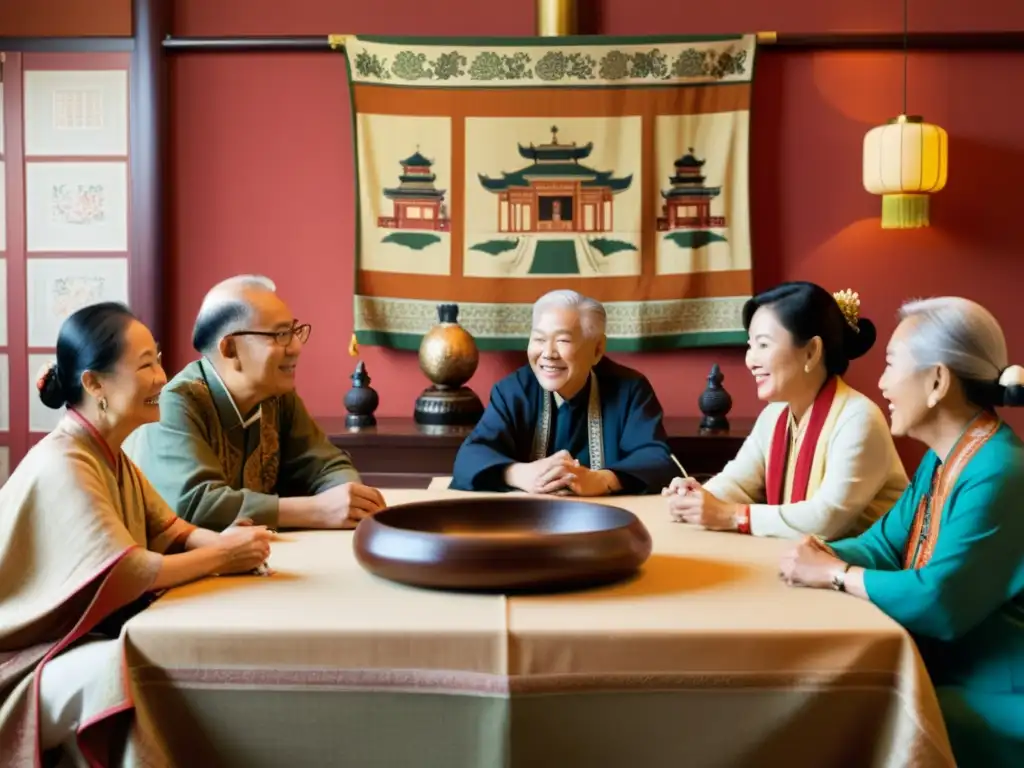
xmin=192 ymin=274 xmax=278 ymax=354
xmin=898 ymin=297 xmax=1008 ymax=383
xmin=532 ymin=289 xmax=607 ymax=339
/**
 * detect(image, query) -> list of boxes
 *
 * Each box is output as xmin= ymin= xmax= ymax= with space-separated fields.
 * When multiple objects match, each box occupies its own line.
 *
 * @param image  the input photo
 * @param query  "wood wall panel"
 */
xmin=0 ymin=0 xmax=131 ymax=38
xmin=0 ymin=52 xmax=134 ymax=475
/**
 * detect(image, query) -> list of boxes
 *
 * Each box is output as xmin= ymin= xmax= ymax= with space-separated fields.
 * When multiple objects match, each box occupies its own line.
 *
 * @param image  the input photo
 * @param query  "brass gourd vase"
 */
xmin=414 ymin=304 xmax=484 ymax=427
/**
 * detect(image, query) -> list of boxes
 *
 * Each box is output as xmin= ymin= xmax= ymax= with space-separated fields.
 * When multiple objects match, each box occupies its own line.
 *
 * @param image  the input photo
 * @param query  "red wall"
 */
xmin=0 ymin=0 xmax=131 ymax=37
xmin=167 ymin=0 xmax=1024 ymax=455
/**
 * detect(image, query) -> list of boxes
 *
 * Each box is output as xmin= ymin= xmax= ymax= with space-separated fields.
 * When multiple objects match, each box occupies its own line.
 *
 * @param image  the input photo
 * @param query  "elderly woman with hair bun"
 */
xmin=666 ymin=281 xmax=909 ymax=539
xmin=780 ymin=297 xmax=1024 ymax=766
xmin=0 ymin=302 xmax=273 ymax=767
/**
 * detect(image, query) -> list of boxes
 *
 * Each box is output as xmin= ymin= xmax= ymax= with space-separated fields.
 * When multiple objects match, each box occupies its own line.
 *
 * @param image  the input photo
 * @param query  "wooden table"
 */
xmin=320 ymin=416 xmax=754 ymax=488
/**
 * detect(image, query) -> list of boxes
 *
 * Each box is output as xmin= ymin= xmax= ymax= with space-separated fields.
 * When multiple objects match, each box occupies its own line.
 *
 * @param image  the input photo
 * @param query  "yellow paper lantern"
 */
xmin=862 ymin=115 xmax=948 ymax=229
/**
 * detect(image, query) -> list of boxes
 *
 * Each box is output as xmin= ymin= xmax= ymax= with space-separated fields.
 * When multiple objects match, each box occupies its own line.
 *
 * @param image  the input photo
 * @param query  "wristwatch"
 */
xmin=831 ymin=563 xmax=852 ymax=592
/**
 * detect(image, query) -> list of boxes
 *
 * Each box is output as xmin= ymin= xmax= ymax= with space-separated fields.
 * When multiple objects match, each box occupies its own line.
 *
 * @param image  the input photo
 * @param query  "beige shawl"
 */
xmin=0 ymin=416 xmax=194 ymax=766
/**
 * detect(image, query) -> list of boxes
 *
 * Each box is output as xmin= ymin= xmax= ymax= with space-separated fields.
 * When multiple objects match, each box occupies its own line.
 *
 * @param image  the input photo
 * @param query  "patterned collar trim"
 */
xmin=202 ymin=358 xmax=262 ymax=429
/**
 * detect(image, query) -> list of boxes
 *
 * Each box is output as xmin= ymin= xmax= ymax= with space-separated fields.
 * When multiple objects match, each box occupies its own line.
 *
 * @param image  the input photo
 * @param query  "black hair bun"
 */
xmin=999 ymin=365 xmax=1024 ymax=408
xmin=38 ymin=365 xmax=66 ymax=410
xmin=843 ymin=317 xmax=877 ymax=361
xmin=1004 ymin=386 xmax=1024 ymax=407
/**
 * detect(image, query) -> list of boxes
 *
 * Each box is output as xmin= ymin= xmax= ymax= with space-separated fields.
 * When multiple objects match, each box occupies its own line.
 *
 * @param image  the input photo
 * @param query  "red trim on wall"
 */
xmin=19 ymin=52 xmax=130 ymax=70
xmin=4 ymin=54 xmax=29 ymax=465
xmin=127 ymin=0 xmax=167 ymax=344
xmin=25 ymin=156 xmax=129 ymax=163
xmin=0 ymin=0 xmax=131 ymax=39
xmin=0 ymin=76 xmax=7 ymax=466
xmin=0 ymin=72 xmax=5 ymax=373
xmin=17 ymin=251 xmax=130 ymax=259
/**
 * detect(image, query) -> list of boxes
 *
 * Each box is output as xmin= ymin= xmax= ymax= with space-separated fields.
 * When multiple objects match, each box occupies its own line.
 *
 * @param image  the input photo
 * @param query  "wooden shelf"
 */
xmin=321 ymin=415 xmax=753 ymax=489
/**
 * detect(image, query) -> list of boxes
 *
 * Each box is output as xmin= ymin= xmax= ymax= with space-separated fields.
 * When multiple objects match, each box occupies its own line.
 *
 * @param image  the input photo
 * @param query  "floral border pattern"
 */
xmin=347 ymin=37 xmax=755 ymax=86
xmin=354 ymin=296 xmax=747 ymax=337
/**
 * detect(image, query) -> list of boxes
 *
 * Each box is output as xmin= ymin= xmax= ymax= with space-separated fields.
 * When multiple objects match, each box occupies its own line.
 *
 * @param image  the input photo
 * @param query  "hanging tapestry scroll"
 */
xmin=340 ymin=34 xmax=757 ymax=351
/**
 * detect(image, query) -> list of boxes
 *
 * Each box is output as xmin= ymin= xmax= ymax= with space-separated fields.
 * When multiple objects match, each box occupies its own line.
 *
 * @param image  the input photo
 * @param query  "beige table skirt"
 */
xmin=124 ymin=490 xmax=955 ymax=767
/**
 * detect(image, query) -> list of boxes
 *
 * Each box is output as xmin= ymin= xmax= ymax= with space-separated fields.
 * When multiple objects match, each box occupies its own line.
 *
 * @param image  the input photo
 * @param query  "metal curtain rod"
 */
xmin=160 ymin=31 xmax=1024 ymax=53
xmin=161 ymin=36 xmax=334 ymax=52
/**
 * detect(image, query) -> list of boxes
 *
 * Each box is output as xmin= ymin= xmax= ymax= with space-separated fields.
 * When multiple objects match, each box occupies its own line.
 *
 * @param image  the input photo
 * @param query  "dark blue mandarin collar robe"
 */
xmin=450 ymin=358 xmax=676 ymax=494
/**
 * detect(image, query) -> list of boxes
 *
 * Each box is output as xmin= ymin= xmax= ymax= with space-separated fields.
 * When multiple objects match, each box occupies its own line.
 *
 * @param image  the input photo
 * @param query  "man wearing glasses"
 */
xmin=126 ymin=274 xmax=386 ymax=531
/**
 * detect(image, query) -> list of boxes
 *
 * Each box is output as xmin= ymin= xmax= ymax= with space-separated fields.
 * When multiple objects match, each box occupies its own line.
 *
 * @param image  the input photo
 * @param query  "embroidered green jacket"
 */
xmin=125 ymin=358 xmax=360 ymax=531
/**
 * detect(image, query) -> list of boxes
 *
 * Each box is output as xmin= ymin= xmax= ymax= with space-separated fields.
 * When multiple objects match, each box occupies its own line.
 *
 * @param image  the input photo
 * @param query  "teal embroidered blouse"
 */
xmin=831 ymin=421 xmax=1024 ymax=765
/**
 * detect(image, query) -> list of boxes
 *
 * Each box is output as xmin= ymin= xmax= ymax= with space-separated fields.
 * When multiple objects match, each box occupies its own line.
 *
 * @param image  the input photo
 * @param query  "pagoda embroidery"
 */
xmin=478 ymin=126 xmax=632 ymax=234
xmin=656 ymin=148 xmax=726 ymax=231
xmin=377 ymin=149 xmax=450 ymax=232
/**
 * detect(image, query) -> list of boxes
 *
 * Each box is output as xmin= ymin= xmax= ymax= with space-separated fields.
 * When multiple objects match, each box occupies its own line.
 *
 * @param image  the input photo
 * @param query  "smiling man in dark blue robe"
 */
xmin=450 ymin=290 xmax=676 ymax=496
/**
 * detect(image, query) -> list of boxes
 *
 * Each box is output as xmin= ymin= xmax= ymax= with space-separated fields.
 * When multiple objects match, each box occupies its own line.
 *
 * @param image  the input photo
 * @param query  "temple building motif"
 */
xmin=378 ymin=149 xmax=451 ymax=232
xmin=656 ymin=148 xmax=726 ymax=231
xmin=478 ymin=126 xmax=632 ymax=234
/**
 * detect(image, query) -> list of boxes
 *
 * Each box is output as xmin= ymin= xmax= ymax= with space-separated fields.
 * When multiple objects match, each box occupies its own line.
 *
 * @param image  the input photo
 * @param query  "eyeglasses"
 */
xmin=229 ymin=323 xmax=312 ymax=347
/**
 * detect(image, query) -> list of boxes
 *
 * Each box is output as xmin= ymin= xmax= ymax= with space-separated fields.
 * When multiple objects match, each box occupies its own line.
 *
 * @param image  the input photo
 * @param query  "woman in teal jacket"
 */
xmin=779 ymin=297 xmax=1024 ymax=766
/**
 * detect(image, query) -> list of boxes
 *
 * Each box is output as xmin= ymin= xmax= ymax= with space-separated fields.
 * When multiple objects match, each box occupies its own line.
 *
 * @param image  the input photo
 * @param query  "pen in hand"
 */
xmin=670 ymin=454 xmax=689 ymax=479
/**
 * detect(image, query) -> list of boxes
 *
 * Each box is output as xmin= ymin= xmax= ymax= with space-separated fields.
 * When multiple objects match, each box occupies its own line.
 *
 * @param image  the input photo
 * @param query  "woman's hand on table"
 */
xmin=778 ymin=536 xmax=847 ymax=589
xmin=663 ymin=478 xmax=740 ymax=531
xmin=217 ymin=519 xmax=273 ymax=575
xmin=662 ymin=476 xmax=689 ymax=496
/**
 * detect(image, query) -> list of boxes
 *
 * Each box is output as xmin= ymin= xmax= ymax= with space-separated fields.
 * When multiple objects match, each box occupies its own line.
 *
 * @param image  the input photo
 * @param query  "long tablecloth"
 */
xmin=124 ymin=490 xmax=955 ymax=767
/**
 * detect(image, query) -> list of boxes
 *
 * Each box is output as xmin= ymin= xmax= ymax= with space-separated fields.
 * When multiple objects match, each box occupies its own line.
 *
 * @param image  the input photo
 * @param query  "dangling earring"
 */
xmin=99 ymin=396 xmax=109 ymax=413
xmin=804 ymin=364 xmax=812 ymax=374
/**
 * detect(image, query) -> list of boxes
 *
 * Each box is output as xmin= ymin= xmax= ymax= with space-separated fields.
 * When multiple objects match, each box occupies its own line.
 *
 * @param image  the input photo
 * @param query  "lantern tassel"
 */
xmin=881 ymin=193 xmax=930 ymax=229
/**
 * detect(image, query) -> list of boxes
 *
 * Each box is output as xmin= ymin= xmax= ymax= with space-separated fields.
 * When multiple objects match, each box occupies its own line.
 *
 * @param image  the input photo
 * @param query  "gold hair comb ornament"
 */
xmin=833 ymin=289 xmax=861 ymax=332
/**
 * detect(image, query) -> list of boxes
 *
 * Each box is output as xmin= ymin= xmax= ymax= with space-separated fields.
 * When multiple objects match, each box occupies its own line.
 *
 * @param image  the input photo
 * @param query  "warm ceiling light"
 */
xmin=862 ymin=0 xmax=948 ymax=229
xmin=863 ymin=115 xmax=948 ymax=229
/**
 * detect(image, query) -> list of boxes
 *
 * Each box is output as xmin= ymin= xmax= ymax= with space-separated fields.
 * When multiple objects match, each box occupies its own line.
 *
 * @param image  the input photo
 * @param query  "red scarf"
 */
xmin=765 ymin=377 xmax=839 ymax=505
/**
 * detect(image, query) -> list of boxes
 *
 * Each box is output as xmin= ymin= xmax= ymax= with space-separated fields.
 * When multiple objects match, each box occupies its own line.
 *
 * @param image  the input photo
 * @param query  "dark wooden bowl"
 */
xmin=352 ymin=496 xmax=652 ymax=592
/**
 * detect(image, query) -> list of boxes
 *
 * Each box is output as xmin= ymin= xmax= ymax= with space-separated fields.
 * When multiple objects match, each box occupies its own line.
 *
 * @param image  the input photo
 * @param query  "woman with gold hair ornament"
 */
xmin=780 ymin=297 xmax=1024 ymax=766
xmin=665 ymin=281 xmax=909 ymax=539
